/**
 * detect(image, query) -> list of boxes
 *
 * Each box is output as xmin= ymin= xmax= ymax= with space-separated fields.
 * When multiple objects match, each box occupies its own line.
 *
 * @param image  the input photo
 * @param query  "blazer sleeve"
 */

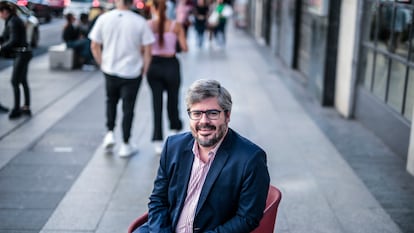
xmin=147 ymin=145 xmax=174 ymax=233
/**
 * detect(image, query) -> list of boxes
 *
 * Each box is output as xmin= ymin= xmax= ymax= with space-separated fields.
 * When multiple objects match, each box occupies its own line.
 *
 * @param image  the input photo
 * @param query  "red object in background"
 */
xmin=135 ymin=0 xmax=144 ymax=9
xmin=17 ymin=0 xmax=29 ymax=6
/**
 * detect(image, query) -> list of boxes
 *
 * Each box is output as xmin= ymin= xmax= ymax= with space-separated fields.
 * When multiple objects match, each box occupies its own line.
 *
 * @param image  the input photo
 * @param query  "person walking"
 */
xmin=134 ymin=79 xmax=270 ymax=233
xmin=209 ymin=0 xmax=233 ymax=48
xmin=0 ymin=1 xmax=33 ymax=119
xmin=175 ymin=0 xmax=193 ymax=37
xmin=193 ymin=0 xmax=210 ymax=48
xmin=89 ymin=0 xmax=155 ymax=157
xmin=147 ymin=0 xmax=188 ymax=154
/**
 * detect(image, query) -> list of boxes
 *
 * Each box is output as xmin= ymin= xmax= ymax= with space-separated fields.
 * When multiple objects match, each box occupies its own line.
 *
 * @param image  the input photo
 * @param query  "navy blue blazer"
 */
xmin=143 ymin=128 xmax=270 ymax=233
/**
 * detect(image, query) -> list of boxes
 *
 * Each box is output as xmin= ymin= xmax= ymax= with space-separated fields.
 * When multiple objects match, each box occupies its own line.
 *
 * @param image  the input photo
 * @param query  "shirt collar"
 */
xmin=192 ymin=131 xmax=227 ymax=163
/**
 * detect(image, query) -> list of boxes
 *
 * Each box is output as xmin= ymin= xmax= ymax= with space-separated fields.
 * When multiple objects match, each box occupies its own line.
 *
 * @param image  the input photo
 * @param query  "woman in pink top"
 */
xmin=147 ymin=0 xmax=188 ymax=154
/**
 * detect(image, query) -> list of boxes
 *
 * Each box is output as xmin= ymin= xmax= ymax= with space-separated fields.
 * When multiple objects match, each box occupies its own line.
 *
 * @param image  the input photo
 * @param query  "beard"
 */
xmin=192 ymin=122 xmax=228 ymax=148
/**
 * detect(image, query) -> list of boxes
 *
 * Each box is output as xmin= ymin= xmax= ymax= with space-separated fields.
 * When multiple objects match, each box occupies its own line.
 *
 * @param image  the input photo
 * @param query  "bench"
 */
xmin=48 ymin=43 xmax=81 ymax=70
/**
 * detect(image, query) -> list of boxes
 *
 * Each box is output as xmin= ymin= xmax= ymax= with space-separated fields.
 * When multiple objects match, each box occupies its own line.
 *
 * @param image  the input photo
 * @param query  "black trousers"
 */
xmin=104 ymin=73 xmax=142 ymax=143
xmin=147 ymin=56 xmax=182 ymax=141
xmin=11 ymin=51 xmax=32 ymax=110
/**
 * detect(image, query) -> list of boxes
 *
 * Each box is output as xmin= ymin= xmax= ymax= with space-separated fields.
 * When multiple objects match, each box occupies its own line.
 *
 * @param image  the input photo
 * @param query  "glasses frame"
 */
xmin=187 ymin=109 xmax=226 ymax=120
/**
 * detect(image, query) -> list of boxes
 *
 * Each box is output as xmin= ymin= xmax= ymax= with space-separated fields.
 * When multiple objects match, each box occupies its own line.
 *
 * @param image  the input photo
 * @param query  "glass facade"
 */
xmin=360 ymin=0 xmax=414 ymax=121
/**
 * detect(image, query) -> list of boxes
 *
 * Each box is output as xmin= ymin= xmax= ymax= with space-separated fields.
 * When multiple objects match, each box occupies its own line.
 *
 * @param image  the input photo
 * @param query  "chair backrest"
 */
xmin=127 ymin=185 xmax=282 ymax=233
xmin=251 ymin=185 xmax=282 ymax=233
xmin=127 ymin=212 xmax=148 ymax=233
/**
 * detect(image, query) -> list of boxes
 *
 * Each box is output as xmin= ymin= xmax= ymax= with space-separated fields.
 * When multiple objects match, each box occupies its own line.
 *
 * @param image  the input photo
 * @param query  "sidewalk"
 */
xmin=0 ymin=22 xmax=408 ymax=233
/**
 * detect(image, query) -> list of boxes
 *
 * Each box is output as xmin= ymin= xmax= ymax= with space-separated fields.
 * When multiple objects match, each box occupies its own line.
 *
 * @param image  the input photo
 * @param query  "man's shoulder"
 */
xmin=168 ymin=131 xmax=193 ymax=144
xmin=226 ymin=128 xmax=265 ymax=153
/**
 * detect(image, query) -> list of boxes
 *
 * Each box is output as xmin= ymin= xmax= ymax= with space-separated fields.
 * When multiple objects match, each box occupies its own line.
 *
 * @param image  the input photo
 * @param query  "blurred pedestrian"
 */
xmin=78 ymin=13 xmax=90 ymax=37
xmin=88 ymin=6 xmax=104 ymax=31
xmin=62 ymin=13 xmax=94 ymax=66
xmin=0 ymin=1 xmax=32 ymax=119
xmin=147 ymin=0 xmax=188 ymax=154
xmin=166 ymin=0 xmax=176 ymax=19
xmin=193 ymin=0 xmax=210 ymax=47
xmin=89 ymin=0 xmax=155 ymax=157
xmin=175 ymin=0 xmax=193 ymax=37
xmin=134 ymin=79 xmax=270 ymax=233
xmin=209 ymin=0 xmax=233 ymax=48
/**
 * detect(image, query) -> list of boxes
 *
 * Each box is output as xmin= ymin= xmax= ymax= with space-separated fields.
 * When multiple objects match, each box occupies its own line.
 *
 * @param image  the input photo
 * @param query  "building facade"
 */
xmin=245 ymin=0 xmax=414 ymax=175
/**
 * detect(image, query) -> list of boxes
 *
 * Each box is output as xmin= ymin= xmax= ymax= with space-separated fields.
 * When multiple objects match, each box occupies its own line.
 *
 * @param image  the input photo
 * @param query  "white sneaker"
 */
xmin=102 ymin=131 xmax=115 ymax=152
xmin=153 ymin=141 xmax=163 ymax=155
xmin=119 ymin=142 xmax=137 ymax=157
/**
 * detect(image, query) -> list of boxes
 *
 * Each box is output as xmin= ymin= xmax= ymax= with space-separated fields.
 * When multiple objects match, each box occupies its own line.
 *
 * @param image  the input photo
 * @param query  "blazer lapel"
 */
xmin=194 ymin=130 xmax=234 ymax=216
xmin=172 ymin=141 xmax=194 ymax=228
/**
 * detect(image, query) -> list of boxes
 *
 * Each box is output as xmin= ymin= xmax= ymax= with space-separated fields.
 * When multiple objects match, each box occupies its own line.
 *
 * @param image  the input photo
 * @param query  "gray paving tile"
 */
xmin=0 ymin=191 xmax=62 ymax=209
xmin=0 ymin=175 xmax=74 ymax=192
xmin=10 ymin=151 xmax=91 ymax=166
xmin=95 ymin=210 xmax=141 ymax=233
xmin=0 ymin=231 xmax=38 ymax=233
xmin=0 ymin=209 xmax=51 ymax=230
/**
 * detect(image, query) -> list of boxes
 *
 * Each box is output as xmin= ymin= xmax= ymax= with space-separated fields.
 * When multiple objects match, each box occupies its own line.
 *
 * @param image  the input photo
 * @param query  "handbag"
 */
xmin=208 ymin=11 xmax=220 ymax=27
xmin=222 ymin=5 xmax=233 ymax=18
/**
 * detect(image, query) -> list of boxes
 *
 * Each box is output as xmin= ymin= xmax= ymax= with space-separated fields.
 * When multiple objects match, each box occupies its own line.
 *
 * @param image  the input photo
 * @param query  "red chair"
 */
xmin=251 ymin=185 xmax=282 ymax=233
xmin=128 ymin=212 xmax=148 ymax=233
xmin=128 ymin=185 xmax=282 ymax=233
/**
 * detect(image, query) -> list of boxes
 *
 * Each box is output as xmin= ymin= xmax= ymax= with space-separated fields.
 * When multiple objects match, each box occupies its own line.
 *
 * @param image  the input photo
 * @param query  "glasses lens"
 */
xmin=206 ymin=110 xmax=220 ymax=119
xmin=190 ymin=111 xmax=202 ymax=119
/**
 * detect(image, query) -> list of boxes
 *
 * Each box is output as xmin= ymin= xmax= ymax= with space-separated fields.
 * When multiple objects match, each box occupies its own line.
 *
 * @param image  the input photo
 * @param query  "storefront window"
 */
xmin=405 ymin=68 xmax=414 ymax=120
xmin=373 ymin=54 xmax=389 ymax=100
xmin=388 ymin=60 xmax=407 ymax=111
xmin=377 ymin=2 xmax=390 ymax=50
xmin=363 ymin=50 xmax=375 ymax=89
xmin=360 ymin=0 xmax=414 ymax=121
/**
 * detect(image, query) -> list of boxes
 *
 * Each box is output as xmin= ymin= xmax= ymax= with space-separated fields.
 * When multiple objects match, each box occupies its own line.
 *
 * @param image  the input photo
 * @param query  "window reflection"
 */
xmin=373 ymin=54 xmax=389 ymax=100
xmin=405 ymin=68 xmax=414 ymax=121
xmin=371 ymin=2 xmax=412 ymax=57
xmin=362 ymin=50 xmax=375 ymax=89
xmin=361 ymin=0 xmax=414 ymax=120
xmin=388 ymin=60 xmax=406 ymax=111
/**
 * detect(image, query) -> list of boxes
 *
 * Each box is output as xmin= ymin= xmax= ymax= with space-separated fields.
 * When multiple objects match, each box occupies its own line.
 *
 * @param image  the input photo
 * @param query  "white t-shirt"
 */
xmin=88 ymin=9 xmax=155 ymax=78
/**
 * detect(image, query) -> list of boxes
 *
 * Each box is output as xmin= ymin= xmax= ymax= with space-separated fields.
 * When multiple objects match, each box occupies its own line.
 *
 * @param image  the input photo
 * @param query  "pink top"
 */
xmin=150 ymin=20 xmax=178 ymax=55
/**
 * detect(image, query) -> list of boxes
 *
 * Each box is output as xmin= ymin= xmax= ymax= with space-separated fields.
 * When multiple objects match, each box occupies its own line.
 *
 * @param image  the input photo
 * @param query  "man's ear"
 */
xmin=225 ymin=111 xmax=231 ymax=123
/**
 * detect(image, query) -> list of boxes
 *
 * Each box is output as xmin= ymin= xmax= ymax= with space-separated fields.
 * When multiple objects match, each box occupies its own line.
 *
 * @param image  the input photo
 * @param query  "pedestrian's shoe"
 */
xmin=153 ymin=140 xmax=163 ymax=155
xmin=8 ymin=108 xmax=21 ymax=119
xmin=20 ymin=107 xmax=32 ymax=116
xmin=102 ymin=131 xmax=115 ymax=152
xmin=118 ymin=142 xmax=137 ymax=158
xmin=0 ymin=103 xmax=8 ymax=113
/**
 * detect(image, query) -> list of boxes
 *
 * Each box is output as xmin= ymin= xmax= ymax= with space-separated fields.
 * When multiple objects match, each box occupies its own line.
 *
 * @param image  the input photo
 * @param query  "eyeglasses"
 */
xmin=187 ymin=109 xmax=224 ymax=120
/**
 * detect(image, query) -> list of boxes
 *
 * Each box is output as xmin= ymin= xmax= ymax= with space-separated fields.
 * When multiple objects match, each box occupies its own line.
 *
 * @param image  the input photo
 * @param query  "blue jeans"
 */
xmin=66 ymin=39 xmax=93 ymax=64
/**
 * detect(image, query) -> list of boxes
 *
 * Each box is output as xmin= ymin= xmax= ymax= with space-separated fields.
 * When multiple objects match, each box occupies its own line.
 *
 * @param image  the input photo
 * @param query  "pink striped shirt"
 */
xmin=175 ymin=140 xmax=223 ymax=233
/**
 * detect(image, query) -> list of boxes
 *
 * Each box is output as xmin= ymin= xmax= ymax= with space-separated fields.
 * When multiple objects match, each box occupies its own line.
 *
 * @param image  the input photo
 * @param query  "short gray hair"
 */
xmin=186 ymin=79 xmax=232 ymax=112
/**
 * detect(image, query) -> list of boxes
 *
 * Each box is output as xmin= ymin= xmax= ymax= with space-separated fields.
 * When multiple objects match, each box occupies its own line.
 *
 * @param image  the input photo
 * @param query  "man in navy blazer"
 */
xmin=136 ymin=79 xmax=270 ymax=233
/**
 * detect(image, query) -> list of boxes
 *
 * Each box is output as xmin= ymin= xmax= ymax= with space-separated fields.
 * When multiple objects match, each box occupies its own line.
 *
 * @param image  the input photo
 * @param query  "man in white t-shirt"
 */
xmin=89 ymin=0 xmax=155 ymax=157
